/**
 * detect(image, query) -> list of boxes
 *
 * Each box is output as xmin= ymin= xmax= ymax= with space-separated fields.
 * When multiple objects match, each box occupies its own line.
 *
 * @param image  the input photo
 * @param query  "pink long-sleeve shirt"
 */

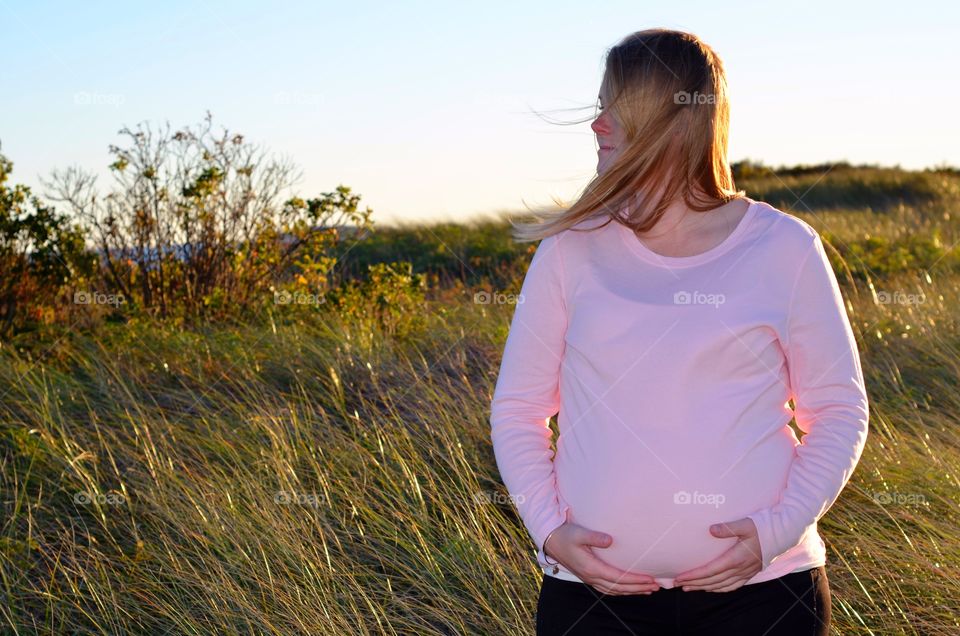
xmin=489 ymin=196 xmax=869 ymax=589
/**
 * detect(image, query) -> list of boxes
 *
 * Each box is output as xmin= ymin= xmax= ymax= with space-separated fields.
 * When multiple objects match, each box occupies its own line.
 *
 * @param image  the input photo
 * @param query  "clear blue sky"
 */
xmin=2 ymin=0 xmax=958 ymax=226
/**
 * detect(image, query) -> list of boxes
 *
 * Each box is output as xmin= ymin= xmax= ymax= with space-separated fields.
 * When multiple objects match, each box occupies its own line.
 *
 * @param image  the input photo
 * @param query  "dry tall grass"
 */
xmin=2 ymin=170 xmax=960 ymax=634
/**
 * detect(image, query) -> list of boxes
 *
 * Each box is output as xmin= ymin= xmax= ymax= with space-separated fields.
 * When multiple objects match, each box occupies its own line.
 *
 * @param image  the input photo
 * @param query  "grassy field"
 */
xmin=2 ymin=164 xmax=960 ymax=634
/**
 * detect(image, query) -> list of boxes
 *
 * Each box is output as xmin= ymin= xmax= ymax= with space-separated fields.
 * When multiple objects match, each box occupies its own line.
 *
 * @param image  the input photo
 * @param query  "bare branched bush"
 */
xmin=43 ymin=112 xmax=373 ymax=323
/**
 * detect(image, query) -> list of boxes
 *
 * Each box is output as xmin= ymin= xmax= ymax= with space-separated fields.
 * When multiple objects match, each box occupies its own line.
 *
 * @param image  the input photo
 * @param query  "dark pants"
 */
xmin=535 ymin=566 xmax=831 ymax=635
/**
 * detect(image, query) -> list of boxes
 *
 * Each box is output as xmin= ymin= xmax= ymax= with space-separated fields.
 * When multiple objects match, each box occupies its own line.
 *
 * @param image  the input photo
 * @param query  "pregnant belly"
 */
xmin=555 ymin=430 xmax=797 ymax=580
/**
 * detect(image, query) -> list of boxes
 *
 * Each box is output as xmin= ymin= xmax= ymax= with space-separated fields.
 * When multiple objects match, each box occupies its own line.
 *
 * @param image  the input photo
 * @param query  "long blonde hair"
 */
xmin=511 ymin=28 xmax=745 ymax=243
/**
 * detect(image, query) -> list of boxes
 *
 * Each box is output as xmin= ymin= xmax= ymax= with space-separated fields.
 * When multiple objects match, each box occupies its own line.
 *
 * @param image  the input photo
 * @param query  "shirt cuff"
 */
xmin=745 ymin=506 xmax=811 ymax=571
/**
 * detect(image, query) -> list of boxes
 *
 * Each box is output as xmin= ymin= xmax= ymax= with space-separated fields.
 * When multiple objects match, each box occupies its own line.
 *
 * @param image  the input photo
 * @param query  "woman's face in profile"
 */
xmin=591 ymin=92 xmax=626 ymax=176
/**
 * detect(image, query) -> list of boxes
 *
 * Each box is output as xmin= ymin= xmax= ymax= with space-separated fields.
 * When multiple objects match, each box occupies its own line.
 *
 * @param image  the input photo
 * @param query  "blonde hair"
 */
xmin=511 ymin=28 xmax=745 ymax=243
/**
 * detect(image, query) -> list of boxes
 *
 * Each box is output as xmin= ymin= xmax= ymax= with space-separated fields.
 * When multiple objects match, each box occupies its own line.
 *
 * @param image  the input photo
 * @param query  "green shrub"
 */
xmin=325 ymin=261 xmax=428 ymax=340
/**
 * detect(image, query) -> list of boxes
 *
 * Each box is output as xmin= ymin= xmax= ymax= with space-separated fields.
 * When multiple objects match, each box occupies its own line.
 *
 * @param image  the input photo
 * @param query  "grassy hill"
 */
xmin=2 ymin=163 xmax=959 ymax=634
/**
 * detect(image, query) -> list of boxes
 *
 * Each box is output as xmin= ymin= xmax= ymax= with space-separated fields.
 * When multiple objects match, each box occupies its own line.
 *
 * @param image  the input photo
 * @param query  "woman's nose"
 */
xmin=591 ymin=113 xmax=611 ymax=135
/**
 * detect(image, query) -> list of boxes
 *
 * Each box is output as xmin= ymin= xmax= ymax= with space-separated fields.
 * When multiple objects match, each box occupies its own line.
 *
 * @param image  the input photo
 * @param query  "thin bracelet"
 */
xmin=542 ymin=527 xmax=561 ymax=571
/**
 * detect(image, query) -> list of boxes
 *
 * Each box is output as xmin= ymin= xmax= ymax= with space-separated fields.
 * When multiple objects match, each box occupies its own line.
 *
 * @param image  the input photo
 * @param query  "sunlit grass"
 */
xmin=2 ymin=166 xmax=960 ymax=634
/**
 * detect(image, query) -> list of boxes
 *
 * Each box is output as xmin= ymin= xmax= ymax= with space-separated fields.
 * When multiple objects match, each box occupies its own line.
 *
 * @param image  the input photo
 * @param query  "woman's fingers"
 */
xmin=580 ymin=561 xmax=661 ymax=595
xmin=684 ymin=575 xmax=745 ymax=592
xmin=585 ymin=557 xmax=659 ymax=586
xmin=588 ymin=579 xmax=662 ymax=595
xmin=679 ymin=567 xmax=743 ymax=589
xmin=566 ymin=530 xmax=661 ymax=595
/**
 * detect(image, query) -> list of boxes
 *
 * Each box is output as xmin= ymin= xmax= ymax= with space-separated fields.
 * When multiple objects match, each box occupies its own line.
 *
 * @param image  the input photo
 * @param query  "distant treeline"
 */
xmin=731 ymin=159 xmax=958 ymax=211
xmin=335 ymin=160 xmax=960 ymax=290
xmin=2 ymin=114 xmax=958 ymax=342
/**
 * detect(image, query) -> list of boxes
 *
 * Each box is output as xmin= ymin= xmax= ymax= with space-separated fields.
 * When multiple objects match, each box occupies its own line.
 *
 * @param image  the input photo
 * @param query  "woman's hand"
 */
xmin=544 ymin=522 xmax=661 ymax=596
xmin=672 ymin=518 xmax=763 ymax=592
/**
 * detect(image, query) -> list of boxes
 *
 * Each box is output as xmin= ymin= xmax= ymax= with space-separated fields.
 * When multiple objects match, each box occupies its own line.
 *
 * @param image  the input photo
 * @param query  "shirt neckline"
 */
xmin=616 ymin=197 xmax=759 ymax=268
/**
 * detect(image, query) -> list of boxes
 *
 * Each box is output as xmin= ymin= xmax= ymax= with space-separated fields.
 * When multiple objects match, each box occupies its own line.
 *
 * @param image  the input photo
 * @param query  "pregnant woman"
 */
xmin=489 ymin=29 xmax=869 ymax=635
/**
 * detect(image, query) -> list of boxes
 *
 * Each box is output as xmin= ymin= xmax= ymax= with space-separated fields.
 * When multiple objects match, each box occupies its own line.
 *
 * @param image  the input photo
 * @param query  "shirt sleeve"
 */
xmin=489 ymin=232 xmax=570 ymax=569
xmin=746 ymin=233 xmax=870 ymax=571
